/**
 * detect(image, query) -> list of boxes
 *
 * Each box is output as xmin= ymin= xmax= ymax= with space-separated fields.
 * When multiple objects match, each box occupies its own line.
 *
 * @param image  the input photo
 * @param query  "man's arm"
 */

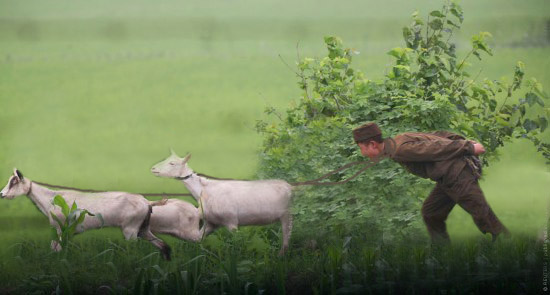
xmin=432 ymin=130 xmax=486 ymax=156
xmin=393 ymin=136 xmax=476 ymax=162
xmin=430 ymin=130 xmax=466 ymax=140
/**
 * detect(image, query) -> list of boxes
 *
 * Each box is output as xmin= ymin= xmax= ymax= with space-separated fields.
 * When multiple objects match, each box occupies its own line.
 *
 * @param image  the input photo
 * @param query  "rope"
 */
xmin=290 ymin=161 xmax=375 ymax=186
xmin=33 ymin=160 xmax=374 ymax=196
xmin=198 ymin=160 xmax=374 ymax=186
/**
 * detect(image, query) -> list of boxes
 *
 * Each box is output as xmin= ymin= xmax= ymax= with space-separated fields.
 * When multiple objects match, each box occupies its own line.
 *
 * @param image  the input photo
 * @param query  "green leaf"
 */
xmin=76 ymin=210 xmax=89 ymax=226
xmin=411 ymin=10 xmax=425 ymax=25
xmin=450 ymin=4 xmax=464 ymax=23
xmin=512 ymin=61 xmax=525 ymax=90
xmin=67 ymin=222 xmax=78 ymax=236
xmin=424 ymin=66 xmax=439 ymax=78
xmin=324 ymin=36 xmax=345 ymax=59
xmin=50 ymin=212 xmax=64 ymax=228
xmin=95 ymin=213 xmax=105 ymax=228
xmin=428 ymin=18 xmax=443 ymax=30
xmin=402 ymin=27 xmax=416 ymax=48
xmin=393 ymin=65 xmax=411 ymax=72
xmin=471 ymin=32 xmax=493 ymax=56
xmin=429 ymin=10 xmax=445 ymax=18
xmin=53 ymin=195 xmax=69 ymax=217
xmin=495 ymin=113 xmax=510 ymax=127
xmin=523 ymin=119 xmax=538 ymax=132
xmin=489 ymin=99 xmax=497 ymax=112
xmin=446 ymin=19 xmax=460 ymax=28
xmin=535 ymin=88 xmax=549 ymax=100
xmin=539 ymin=116 xmax=548 ymax=132
xmin=67 ymin=209 xmax=78 ymax=223
xmin=525 ymin=92 xmax=545 ymax=107
xmin=387 ymin=47 xmax=412 ymax=60
xmin=495 ymin=117 xmax=508 ymax=127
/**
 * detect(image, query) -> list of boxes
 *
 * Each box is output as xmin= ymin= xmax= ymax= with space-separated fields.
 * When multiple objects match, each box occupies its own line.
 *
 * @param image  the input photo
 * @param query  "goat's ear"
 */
xmin=170 ymin=148 xmax=177 ymax=157
xmin=16 ymin=170 xmax=24 ymax=180
xmin=183 ymin=154 xmax=191 ymax=163
xmin=13 ymin=168 xmax=23 ymax=180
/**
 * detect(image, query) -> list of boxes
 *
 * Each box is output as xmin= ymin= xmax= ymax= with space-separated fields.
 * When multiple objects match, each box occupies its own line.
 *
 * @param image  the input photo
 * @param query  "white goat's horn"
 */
xmin=183 ymin=154 xmax=192 ymax=163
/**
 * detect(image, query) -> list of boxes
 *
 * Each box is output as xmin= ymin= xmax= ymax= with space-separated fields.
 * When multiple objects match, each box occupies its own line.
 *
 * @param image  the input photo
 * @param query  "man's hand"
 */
xmin=471 ymin=141 xmax=485 ymax=155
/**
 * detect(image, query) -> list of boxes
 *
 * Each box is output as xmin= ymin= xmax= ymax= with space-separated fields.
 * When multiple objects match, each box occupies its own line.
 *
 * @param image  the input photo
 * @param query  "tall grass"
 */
xmin=0 ymin=228 xmax=543 ymax=294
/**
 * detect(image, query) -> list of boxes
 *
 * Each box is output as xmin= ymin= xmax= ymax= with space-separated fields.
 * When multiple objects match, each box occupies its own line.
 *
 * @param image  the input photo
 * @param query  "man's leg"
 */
xmin=421 ymin=184 xmax=456 ymax=244
xmin=448 ymin=172 xmax=509 ymax=240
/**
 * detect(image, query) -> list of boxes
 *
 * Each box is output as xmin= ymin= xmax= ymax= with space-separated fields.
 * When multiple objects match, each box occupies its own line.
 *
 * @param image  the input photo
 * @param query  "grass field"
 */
xmin=0 ymin=0 xmax=549 ymax=293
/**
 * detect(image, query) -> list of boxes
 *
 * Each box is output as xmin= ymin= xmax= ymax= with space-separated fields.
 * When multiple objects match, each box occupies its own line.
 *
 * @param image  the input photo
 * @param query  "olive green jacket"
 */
xmin=383 ymin=131 xmax=475 ymax=182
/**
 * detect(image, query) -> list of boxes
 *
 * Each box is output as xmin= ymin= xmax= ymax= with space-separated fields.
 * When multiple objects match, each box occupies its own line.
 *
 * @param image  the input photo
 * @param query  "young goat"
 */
xmin=0 ymin=169 xmax=172 ymax=260
xmin=151 ymin=151 xmax=294 ymax=255
xmin=149 ymin=198 xmax=202 ymax=242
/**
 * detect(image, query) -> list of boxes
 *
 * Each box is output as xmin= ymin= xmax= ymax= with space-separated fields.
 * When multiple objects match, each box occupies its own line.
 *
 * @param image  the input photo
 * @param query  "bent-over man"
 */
xmin=353 ymin=122 xmax=509 ymax=243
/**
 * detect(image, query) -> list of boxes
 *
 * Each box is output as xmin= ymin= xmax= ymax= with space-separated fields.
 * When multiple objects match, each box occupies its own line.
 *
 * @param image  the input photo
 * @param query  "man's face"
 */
xmin=358 ymin=141 xmax=381 ymax=160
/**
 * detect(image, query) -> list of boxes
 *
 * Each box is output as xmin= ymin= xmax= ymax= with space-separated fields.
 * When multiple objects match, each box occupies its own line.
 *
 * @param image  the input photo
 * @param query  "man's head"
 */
xmin=353 ymin=122 xmax=384 ymax=160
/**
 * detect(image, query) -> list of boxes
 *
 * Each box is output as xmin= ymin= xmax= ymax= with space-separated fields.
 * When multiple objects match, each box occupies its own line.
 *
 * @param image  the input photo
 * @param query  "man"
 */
xmin=353 ymin=122 xmax=509 ymax=243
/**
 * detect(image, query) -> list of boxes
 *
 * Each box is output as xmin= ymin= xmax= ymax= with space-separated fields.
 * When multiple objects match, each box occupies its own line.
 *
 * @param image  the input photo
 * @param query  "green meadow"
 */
xmin=0 ymin=0 xmax=549 ymax=293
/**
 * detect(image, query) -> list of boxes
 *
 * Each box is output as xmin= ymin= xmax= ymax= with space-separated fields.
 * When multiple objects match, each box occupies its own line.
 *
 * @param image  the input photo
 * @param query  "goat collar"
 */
xmin=176 ymin=173 xmax=194 ymax=181
xmin=26 ymin=181 xmax=33 ymax=197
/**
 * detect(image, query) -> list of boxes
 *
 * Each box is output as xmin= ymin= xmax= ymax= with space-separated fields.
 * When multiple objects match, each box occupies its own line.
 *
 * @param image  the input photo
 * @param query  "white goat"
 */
xmin=0 ymin=169 xmax=172 ymax=260
xmin=151 ymin=151 xmax=294 ymax=255
xmin=149 ymin=198 xmax=202 ymax=242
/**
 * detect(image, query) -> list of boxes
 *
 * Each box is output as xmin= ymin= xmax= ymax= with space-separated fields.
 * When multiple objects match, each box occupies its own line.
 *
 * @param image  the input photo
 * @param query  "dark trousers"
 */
xmin=421 ymin=168 xmax=508 ymax=243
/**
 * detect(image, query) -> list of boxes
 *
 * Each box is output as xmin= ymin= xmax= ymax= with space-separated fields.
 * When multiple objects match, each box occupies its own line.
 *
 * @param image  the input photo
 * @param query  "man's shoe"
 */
xmin=492 ymin=228 xmax=511 ymax=242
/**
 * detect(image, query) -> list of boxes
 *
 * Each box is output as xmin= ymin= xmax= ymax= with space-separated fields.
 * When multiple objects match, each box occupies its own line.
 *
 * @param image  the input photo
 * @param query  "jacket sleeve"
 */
xmin=430 ymin=130 xmax=466 ymax=140
xmin=393 ymin=137 xmax=475 ymax=162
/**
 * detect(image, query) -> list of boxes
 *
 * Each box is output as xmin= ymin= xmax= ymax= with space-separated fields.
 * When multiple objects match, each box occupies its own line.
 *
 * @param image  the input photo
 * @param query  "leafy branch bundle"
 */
xmin=256 ymin=1 xmax=549 ymax=238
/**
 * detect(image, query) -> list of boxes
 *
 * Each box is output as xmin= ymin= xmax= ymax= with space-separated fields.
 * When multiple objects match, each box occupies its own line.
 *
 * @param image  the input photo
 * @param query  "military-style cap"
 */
xmin=353 ymin=122 xmax=382 ymax=143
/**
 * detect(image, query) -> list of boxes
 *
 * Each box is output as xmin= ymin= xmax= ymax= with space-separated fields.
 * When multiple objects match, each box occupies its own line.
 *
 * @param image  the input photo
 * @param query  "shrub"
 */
xmin=256 ymin=1 xmax=549 ymax=239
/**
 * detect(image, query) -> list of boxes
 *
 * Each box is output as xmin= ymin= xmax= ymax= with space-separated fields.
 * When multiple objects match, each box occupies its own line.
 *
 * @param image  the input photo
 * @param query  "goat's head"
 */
xmin=1 ymin=169 xmax=31 ymax=199
xmin=151 ymin=149 xmax=193 ymax=179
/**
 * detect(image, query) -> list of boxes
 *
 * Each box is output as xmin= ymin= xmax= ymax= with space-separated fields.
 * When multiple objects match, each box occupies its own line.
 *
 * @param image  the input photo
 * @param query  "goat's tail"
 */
xmin=149 ymin=198 xmax=168 ymax=207
xmin=138 ymin=204 xmax=172 ymax=261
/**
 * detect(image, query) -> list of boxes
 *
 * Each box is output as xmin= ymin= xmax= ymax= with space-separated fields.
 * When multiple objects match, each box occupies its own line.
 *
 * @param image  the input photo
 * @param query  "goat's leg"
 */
xmin=219 ymin=215 xmax=239 ymax=233
xmin=138 ymin=205 xmax=172 ymax=260
xmin=137 ymin=205 xmax=153 ymax=238
xmin=185 ymin=215 xmax=203 ymax=242
xmin=199 ymin=222 xmax=219 ymax=240
xmin=226 ymin=224 xmax=238 ymax=231
xmin=142 ymin=229 xmax=172 ymax=261
xmin=279 ymin=212 xmax=293 ymax=256
xmin=122 ymin=227 xmax=139 ymax=240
